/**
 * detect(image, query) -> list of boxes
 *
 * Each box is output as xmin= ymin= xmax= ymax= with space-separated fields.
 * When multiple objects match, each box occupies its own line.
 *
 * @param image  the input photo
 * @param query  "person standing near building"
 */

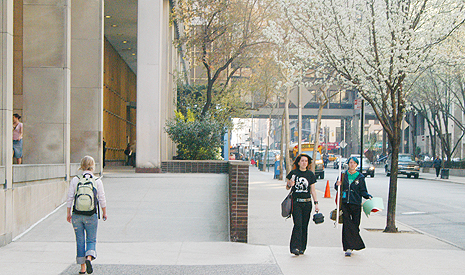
xmin=67 ymin=156 xmax=107 ymax=274
xmin=433 ymin=156 xmax=442 ymax=178
xmin=13 ymin=113 xmax=23 ymax=164
xmin=335 ymin=157 xmax=372 ymax=257
xmin=285 ymin=154 xmax=319 ymax=256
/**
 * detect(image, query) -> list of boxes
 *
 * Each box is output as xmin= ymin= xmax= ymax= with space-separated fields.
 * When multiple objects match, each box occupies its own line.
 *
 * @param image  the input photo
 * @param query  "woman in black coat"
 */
xmin=335 ymin=157 xmax=372 ymax=256
xmin=433 ymin=156 xmax=442 ymax=178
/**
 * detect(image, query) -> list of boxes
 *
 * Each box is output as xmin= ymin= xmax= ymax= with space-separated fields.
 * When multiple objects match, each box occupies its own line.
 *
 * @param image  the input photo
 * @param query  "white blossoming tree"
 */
xmin=263 ymin=20 xmax=343 ymax=175
xmin=268 ymin=0 xmax=465 ymax=232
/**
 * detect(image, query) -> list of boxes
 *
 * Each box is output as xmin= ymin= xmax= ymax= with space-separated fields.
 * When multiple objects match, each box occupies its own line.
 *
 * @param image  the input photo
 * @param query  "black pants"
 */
xmin=341 ymin=203 xmax=365 ymax=251
xmin=435 ymin=167 xmax=441 ymax=177
xmin=290 ymin=201 xmax=312 ymax=252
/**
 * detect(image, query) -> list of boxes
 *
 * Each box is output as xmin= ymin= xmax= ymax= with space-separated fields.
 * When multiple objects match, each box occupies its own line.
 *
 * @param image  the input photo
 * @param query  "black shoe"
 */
xmin=299 ymin=250 xmax=305 ymax=255
xmin=79 ymin=272 xmax=86 ymax=275
xmin=85 ymin=259 xmax=93 ymax=274
xmin=291 ymin=248 xmax=300 ymax=256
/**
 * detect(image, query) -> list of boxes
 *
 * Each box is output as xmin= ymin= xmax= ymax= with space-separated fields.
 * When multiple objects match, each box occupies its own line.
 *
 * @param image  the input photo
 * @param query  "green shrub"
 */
xmin=165 ymin=110 xmax=224 ymax=160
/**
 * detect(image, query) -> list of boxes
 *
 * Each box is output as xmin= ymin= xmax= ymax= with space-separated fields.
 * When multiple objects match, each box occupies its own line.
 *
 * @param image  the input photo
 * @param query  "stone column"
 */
xmin=22 ymin=0 xmax=71 ymax=168
xmin=136 ymin=0 xmax=175 ymax=170
xmin=1 ymin=0 xmax=14 ymax=187
xmin=70 ymin=0 xmax=103 ymax=173
xmin=0 ymin=0 xmax=14 ymax=247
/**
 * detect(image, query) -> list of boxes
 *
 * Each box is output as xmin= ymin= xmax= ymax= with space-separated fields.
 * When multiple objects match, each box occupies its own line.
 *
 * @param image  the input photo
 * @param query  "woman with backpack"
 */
xmin=67 ymin=156 xmax=107 ymax=274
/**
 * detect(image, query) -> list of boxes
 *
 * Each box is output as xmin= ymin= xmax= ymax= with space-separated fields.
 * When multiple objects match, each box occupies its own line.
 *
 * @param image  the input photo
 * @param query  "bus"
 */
xmin=291 ymin=143 xmax=325 ymax=179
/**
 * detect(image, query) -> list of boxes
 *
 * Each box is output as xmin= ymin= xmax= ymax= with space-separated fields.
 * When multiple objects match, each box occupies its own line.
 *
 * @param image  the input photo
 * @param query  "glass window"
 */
xmin=329 ymin=90 xmax=340 ymax=103
xmin=341 ymin=90 xmax=351 ymax=104
xmin=398 ymin=154 xmax=415 ymax=162
xmin=310 ymin=90 xmax=317 ymax=102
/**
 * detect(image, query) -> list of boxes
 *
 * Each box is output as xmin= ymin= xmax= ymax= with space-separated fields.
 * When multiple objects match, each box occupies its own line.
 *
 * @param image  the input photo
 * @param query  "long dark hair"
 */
xmin=293 ymin=154 xmax=313 ymax=170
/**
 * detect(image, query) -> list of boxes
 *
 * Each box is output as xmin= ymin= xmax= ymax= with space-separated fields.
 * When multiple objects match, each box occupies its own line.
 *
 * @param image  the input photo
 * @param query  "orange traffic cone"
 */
xmin=324 ymin=180 xmax=331 ymax=198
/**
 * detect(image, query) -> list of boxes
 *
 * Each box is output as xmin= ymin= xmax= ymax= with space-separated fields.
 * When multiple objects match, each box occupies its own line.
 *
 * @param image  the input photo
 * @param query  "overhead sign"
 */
xmin=321 ymin=142 xmax=340 ymax=150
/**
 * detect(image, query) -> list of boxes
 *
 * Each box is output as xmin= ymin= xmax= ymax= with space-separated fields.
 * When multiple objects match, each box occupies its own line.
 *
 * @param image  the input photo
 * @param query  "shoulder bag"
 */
xmin=281 ymin=190 xmax=293 ymax=219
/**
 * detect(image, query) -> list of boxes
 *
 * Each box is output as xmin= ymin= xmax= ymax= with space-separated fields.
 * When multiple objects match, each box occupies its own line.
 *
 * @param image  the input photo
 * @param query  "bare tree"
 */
xmin=175 ymin=0 xmax=274 ymax=117
xmin=410 ymin=68 xmax=465 ymax=165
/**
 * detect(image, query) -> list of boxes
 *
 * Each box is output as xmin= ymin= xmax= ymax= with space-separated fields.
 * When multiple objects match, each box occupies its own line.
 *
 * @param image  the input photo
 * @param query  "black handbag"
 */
xmin=313 ymin=211 xmax=324 ymax=224
xmin=281 ymin=191 xmax=293 ymax=219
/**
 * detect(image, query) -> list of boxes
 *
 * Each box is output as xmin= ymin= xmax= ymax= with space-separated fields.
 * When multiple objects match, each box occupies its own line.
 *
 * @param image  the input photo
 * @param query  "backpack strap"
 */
xmin=84 ymin=173 xmax=101 ymax=219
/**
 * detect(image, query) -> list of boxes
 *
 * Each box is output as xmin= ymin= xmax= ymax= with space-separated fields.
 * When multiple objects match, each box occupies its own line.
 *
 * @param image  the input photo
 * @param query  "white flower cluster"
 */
xmin=266 ymin=0 xmax=465 ymax=117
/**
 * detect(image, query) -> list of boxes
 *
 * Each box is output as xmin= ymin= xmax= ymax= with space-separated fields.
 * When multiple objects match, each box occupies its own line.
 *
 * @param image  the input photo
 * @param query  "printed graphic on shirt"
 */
xmin=294 ymin=176 xmax=309 ymax=193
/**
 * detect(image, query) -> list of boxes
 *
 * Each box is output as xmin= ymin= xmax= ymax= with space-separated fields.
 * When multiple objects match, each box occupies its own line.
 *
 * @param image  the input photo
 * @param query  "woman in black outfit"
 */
xmin=285 ymin=154 xmax=319 ymax=256
xmin=335 ymin=157 xmax=372 ymax=256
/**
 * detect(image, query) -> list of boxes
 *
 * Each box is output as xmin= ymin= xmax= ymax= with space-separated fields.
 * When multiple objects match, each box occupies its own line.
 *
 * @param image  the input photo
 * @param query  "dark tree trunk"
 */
xmin=201 ymin=80 xmax=214 ymax=117
xmin=385 ymin=136 xmax=400 ymax=233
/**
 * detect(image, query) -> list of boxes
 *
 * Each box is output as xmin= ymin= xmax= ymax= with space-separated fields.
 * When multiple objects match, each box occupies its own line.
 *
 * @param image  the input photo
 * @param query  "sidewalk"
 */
xmin=419 ymin=170 xmax=465 ymax=185
xmin=0 ymin=166 xmax=463 ymax=275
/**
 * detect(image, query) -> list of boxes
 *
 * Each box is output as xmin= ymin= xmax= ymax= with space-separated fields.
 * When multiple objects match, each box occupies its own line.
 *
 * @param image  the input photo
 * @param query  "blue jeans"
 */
xmin=72 ymin=213 xmax=98 ymax=264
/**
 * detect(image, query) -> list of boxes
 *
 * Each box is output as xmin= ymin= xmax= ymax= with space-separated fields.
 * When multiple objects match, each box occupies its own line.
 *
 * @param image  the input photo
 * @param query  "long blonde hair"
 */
xmin=79 ymin=155 xmax=95 ymax=171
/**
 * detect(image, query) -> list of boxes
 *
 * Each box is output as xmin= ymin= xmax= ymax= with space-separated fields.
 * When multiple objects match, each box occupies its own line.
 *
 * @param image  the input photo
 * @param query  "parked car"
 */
xmin=333 ymin=157 xmax=348 ymax=169
xmin=357 ymin=158 xmax=375 ymax=177
xmin=328 ymin=154 xmax=337 ymax=162
xmin=385 ymin=154 xmax=420 ymax=178
xmin=259 ymin=150 xmax=280 ymax=166
xmin=306 ymin=150 xmax=325 ymax=179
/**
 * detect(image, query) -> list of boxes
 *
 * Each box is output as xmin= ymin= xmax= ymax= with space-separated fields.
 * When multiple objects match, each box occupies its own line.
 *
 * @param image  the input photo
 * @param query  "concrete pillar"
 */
xmin=0 ymin=0 xmax=14 ymax=246
xmin=70 ymin=0 xmax=103 ymax=172
xmin=137 ymin=0 xmax=175 ymax=169
xmin=1 ymin=0 xmax=14 ymax=187
xmin=22 ymin=0 xmax=71 ymax=167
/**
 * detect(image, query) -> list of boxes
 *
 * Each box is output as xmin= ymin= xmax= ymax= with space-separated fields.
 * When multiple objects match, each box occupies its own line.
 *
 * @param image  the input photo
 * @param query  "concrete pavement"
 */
xmin=419 ymin=169 xmax=465 ymax=185
xmin=0 ymin=166 xmax=464 ymax=275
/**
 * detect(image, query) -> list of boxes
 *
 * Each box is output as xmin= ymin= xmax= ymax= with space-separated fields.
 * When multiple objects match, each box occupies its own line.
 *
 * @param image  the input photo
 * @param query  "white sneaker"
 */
xmin=345 ymin=249 xmax=352 ymax=257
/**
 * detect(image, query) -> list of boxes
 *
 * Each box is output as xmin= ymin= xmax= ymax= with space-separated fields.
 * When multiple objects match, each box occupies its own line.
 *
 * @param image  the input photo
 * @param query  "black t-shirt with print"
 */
xmin=286 ymin=169 xmax=317 ymax=200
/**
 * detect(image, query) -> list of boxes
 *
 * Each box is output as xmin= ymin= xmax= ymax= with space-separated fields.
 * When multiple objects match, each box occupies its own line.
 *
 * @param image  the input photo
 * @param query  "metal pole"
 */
xmin=401 ymin=117 xmax=405 ymax=154
xmin=336 ymin=157 xmax=342 ymax=228
xmin=298 ymin=84 xmax=302 ymax=155
xmin=360 ymin=99 xmax=364 ymax=172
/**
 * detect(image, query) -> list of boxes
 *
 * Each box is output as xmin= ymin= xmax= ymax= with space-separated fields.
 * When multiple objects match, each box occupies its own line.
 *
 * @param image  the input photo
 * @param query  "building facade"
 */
xmin=1 ymin=0 xmax=179 ymax=246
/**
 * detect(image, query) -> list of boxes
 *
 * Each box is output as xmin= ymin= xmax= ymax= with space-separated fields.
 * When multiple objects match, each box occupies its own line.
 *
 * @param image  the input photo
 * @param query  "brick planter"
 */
xmin=228 ymin=161 xmax=249 ymax=243
xmin=155 ymin=160 xmax=249 ymax=243
xmin=161 ymin=160 xmax=229 ymax=173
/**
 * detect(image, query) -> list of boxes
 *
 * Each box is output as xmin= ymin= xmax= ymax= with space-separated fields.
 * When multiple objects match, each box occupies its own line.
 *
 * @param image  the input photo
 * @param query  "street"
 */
xmin=321 ymin=167 xmax=465 ymax=250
